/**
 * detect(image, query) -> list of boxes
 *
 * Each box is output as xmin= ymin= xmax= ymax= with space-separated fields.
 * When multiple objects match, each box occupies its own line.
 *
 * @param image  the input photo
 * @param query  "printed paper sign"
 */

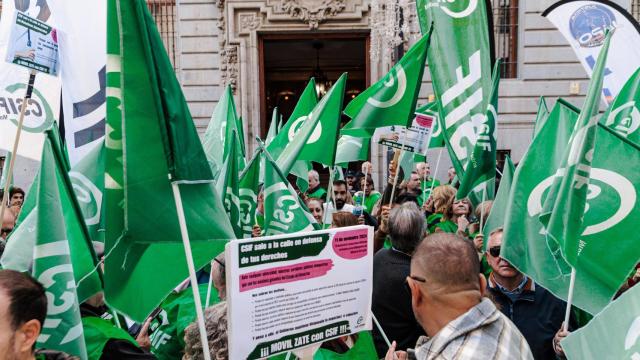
xmin=373 ymin=111 xmax=435 ymax=154
xmin=5 ymin=12 xmax=59 ymax=75
xmin=226 ymin=225 xmax=373 ymax=359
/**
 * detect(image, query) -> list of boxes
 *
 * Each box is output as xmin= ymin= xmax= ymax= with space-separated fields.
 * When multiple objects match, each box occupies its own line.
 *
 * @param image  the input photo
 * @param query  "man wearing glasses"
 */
xmin=386 ymin=233 xmax=533 ymax=359
xmin=485 ymin=228 xmax=571 ymax=359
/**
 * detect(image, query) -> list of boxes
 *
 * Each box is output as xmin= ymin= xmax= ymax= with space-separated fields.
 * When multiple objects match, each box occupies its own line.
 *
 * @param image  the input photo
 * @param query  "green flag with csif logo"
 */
xmin=262 ymin=149 xmax=316 ymax=236
xmin=216 ymin=133 xmax=242 ymax=238
xmin=203 ymin=85 xmax=242 ymax=178
xmin=457 ymin=59 xmax=501 ymax=203
xmin=562 ymin=283 xmax=640 ymax=360
xmin=482 ymin=155 xmax=514 ymax=250
xmin=601 ymin=66 xmax=640 ymax=145
xmin=69 ymin=139 xmax=105 ymax=243
xmin=335 ymin=135 xmax=370 ymax=167
xmin=417 ymin=0 xmax=493 ymax=180
xmin=341 ymin=31 xmax=432 ymax=137
xmin=239 ymin=150 xmax=261 ymax=238
xmin=540 ymin=31 xmax=612 ymax=266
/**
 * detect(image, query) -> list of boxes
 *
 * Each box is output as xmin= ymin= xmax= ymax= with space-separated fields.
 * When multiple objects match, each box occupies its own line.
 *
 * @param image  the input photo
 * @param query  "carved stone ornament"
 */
xmin=239 ymin=13 xmax=261 ymax=33
xmin=278 ymin=0 xmax=346 ymax=29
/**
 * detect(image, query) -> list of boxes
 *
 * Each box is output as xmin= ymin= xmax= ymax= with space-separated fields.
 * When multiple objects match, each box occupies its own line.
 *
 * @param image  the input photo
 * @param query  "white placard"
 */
xmin=5 ymin=12 xmax=59 ymax=75
xmin=226 ymin=225 xmax=373 ymax=359
xmin=373 ymin=111 xmax=435 ymax=155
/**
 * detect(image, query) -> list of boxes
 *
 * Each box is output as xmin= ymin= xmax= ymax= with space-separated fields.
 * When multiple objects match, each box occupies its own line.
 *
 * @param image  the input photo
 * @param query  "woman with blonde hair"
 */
xmin=426 ymin=185 xmax=456 ymax=232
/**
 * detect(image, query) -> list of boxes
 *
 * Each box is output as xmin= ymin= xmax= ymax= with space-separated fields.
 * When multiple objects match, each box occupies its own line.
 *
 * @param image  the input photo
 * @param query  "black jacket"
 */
xmin=488 ymin=278 xmax=573 ymax=360
xmin=371 ymin=248 xmax=425 ymax=357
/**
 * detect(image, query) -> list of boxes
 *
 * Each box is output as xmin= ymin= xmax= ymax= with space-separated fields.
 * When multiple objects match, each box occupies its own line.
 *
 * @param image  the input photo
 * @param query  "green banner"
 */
xmin=601 ymin=66 xmax=640 ymax=145
xmin=416 ymin=0 xmax=493 ymax=179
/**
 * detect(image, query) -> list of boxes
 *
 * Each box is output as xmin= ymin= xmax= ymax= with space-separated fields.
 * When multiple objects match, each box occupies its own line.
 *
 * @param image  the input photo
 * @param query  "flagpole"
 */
xmin=563 ymin=268 xmax=576 ymax=332
xmin=479 ymin=186 xmax=487 ymax=233
xmin=361 ymin=165 xmax=369 ymax=212
xmin=389 ymin=131 xmax=409 ymax=205
xmin=323 ymin=167 xmax=336 ymax=226
xmin=171 ymin=182 xmax=213 ymax=360
xmin=429 ymin=148 xmax=443 ymax=197
xmin=205 ymin=260 xmax=214 ymax=308
xmin=372 ymin=312 xmax=398 ymax=360
xmin=0 ymin=70 xmax=36 ymax=225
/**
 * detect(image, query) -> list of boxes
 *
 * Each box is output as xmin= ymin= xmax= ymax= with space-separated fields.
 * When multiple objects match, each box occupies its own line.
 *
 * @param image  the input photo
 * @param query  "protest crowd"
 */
xmin=1 ymin=0 xmax=640 ymax=359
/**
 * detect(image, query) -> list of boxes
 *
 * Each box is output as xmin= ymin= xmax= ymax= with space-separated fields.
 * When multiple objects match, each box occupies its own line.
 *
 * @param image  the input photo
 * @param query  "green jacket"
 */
xmin=353 ymin=191 xmax=381 ymax=213
xmin=306 ymin=186 xmax=327 ymax=201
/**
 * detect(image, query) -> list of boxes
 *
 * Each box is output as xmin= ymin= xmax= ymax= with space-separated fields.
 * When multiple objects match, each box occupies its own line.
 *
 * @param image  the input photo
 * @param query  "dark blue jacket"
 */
xmin=488 ymin=277 xmax=573 ymax=360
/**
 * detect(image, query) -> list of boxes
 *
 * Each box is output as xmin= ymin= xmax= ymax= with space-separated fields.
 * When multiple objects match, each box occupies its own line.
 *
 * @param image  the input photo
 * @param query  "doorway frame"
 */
xmin=258 ymin=31 xmax=371 ymax=138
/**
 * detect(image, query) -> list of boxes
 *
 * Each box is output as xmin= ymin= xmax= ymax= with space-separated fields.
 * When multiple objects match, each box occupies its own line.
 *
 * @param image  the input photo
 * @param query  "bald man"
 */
xmin=387 ymin=233 xmax=533 ymax=359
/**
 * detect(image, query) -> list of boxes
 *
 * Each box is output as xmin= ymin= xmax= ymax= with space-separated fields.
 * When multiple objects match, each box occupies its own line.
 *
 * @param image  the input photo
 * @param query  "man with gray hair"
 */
xmin=305 ymin=169 xmax=327 ymax=201
xmin=386 ymin=233 xmax=533 ymax=359
xmin=371 ymin=202 xmax=426 ymax=357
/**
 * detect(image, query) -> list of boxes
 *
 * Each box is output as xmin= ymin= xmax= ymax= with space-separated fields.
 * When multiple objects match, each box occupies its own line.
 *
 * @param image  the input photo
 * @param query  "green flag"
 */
xmin=239 ymin=151 xmax=261 ymax=238
xmin=342 ymin=31 xmax=432 ymax=137
xmin=203 ymin=85 xmax=240 ymax=177
xmin=265 ymin=108 xmax=280 ymax=145
xmin=267 ymin=79 xmax=318 ymax=190
xmin=562 ymin=283 xmax=640 ymax=360
xmin=0 ymin=151 xmax=12 ymax=189
xmin=69 ymin=140 xmax=105 ymax=243
xmin=262 ymin=150 xmax=316 ymax=236
xmin=601 ymin=66 xmax=640 ymax=145
xmin=335 ymin=135 xmax=370 ymax=167
xmin=532 ymin=96 xmax=550 ymax=138
xmin=540 ymin=32 xmax=612 ymax=267
xmin=501 ymin=99 xmax=582 ymax=308
xmin=1 ymin=131 xmax=102 ymax=304
xmin=33 ymin=136 xmax=107 ymax=359
xmin=277 ymin=75 xmax=347 ymax=174
xmin=105 ymin=0 xmax=235 ymax=321
xmin=417 ymin=0 xmax=493 ymax=180
xmin=481 ymin=155 xmax=515 ymax=250
xmin=216 ymin=133 xmax=242 ymax=238
xmin=297 ymin=73 xmax=347 ymax=166
xmin=457 ymin=59 xmax=501 ymax=203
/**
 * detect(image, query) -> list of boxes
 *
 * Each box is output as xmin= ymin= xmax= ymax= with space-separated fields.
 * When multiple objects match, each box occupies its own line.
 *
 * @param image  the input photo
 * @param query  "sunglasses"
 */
xmin=404 ymin=275 xmax=426 ymax=294
xmin=488 ymin=246 xmax=501 ymax=258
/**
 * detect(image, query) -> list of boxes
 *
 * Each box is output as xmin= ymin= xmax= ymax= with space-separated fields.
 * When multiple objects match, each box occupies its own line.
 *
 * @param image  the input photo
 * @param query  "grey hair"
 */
xmin=308 ymin=170 xmax=320 ymax=182
xmin=388 ymin=202 xmax=425 ymax=253
xmin=183 ymin=302 xmax=228 ymax=360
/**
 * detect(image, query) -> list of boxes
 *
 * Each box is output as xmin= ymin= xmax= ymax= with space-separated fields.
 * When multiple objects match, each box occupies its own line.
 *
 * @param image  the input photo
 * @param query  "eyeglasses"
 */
xmin=404 ymin=275 xmax=426 ymax=294
xmin=488 ymin=246 xmax=501 ymax=258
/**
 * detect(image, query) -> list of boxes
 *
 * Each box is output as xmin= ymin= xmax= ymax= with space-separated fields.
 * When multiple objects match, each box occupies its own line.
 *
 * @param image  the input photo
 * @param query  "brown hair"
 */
xmin=331 ymin=212 xmax=359 ymax=228
xmin=0 ymin=270 xmax=47 ymax=331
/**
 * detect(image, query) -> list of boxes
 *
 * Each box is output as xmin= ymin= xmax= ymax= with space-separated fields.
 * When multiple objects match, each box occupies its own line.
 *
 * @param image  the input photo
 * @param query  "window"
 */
xmin=145 ymin=0 xmax=178 ymax=69
xmin=492 ymin=0 xmax=519 ymax=78
xmin=633 ymin=0 xmax=640 ymax=22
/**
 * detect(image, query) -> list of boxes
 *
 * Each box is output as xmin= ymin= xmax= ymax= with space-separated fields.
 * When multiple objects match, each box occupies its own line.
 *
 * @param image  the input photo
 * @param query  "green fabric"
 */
xmin=353 ymin=191 xmax=381 ymax=214
xmin=203 ymin=86 xmax=243 ymax=178
xmin=420 ymin=178 xmax=440 ymax=198
xmin=562 ymin=282 xmax=640 ymax=360
xmin=269 ymin=331 xmax=378 ymax=360
xmin=532 ymin=96 xmax=550 ymax=139
xmin=83 ymin=316 xmax=138 ymax=360
xmin=426 ymin=213 xmax=443 ymax=233
xmin=104 ymin=0 xmax=235 ymax=321
xmin=482 ymin=155 xmax=515 ymax=250
xmin=539 ymin=32 xmax=612 ymax=266
xmin=69 ymin=139 xmax=105 ymax=243
xmin=215 ymin=134 xmax=242 ymax=238
xmin=262 ymin=149 xmax=316 ymax=236
xmin=277 ymin=74 xmax=347 ymax=172
xmin=335 ymin=135 xmax=370 ymax=167
xmin=342 ymin=31 xmax=432 ymax=137
xmin=433 ymin=219 xmax=457 ymax=234
xmin=31 ymin=136 xmax=92 ymax=359
xmin=601 ymin=66 xmax=640 ymax=145
xmin=416 ymin=0 xmax=493 ymax=182
xmin=150 ymin=284 xmax=218 ymax=360
xmin=307 ymin=187 xmax=327 ymax=200
xmin=265 ymin=107 xmax=280 ymax=146
xmin=457 ymin=60 xmax=500 ymax=203
xmin=239 ymin=152 xmax=261 ymax=238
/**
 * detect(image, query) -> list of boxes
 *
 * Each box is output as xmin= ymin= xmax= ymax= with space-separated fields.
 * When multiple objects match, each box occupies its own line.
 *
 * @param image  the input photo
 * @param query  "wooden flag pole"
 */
xmin=478 ymin=186 xmax=487 ymax=234
xmin=361 ymin=165 xmax=369 ymax=211
xmin=171 ymin=182 xmax=212 ymax=360
xmin=428 ymin=148 xmax=443 ymax=198
xmin=0 ymin=70 xmax=36 ymax=224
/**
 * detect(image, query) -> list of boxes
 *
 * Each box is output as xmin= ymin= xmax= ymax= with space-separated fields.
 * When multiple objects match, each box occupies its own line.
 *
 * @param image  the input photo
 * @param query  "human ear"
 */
xmin=18 ymin=319 xmax=41 ymax=353
xmin=478 ymin=274 xmax=487 ymax=297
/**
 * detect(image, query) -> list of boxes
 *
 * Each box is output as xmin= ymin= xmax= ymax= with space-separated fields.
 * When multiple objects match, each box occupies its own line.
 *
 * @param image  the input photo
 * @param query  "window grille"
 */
xmin=492 ymin=0 xmax=519 ymax=78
